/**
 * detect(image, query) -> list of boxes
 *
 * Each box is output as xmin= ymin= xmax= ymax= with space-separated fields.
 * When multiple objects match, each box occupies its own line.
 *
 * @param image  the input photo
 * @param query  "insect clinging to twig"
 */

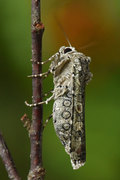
xmin=25 ymin=43 xmax=92 ymax=169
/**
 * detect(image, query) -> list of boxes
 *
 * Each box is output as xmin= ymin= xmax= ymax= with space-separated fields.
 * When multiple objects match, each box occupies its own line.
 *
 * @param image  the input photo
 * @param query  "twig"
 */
xmin=28 ymin=0 xmax=45 ymax=179
xmin=0 ymin=132 xmax=21 ymax=180
xmin=21 ymin=114 xmax=31 ymax=132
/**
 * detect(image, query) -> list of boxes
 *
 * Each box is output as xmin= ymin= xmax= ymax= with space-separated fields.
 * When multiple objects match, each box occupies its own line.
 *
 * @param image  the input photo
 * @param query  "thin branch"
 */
xmin=0 ymin=132 xmax=21 ymax=180
xmin=28 ymin=0 xmax=45 ymax=179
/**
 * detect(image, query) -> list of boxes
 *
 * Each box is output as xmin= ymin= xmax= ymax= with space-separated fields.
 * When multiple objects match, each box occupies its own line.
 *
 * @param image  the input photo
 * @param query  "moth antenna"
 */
xmin=63 ymin=31 xmax=72 ymax=47
xmin=79 ymin=41 xmax=96 ymax=51
xmin=55 ymin=16 xmax=72 ymax=47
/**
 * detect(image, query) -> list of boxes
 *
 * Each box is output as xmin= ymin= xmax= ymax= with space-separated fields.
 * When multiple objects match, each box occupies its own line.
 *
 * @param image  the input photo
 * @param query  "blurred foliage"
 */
xmin=0 ymin=0 xmax=120 ymax=179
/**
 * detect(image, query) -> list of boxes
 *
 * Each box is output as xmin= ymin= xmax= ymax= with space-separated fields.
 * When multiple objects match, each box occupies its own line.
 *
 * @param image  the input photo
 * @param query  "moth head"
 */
xmin=59 ymin=46 xmax=75 ymax=55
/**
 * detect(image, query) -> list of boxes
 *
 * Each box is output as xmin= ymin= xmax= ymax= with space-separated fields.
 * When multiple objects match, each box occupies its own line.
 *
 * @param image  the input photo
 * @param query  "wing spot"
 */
xmin=76 ymin=103 xmax=83 ymax=113
xmin=62 ymin=123 xmax=70 ymax=131
xmin=63 ymin=99 xmax=72 ymax=107
xmin=61 ymin=111 xmax=71 ymax=119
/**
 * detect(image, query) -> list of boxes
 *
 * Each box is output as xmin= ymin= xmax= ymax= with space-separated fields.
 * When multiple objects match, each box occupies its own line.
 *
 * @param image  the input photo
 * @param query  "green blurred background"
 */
xmin=0 ymin=0 xmax=120 ymax=179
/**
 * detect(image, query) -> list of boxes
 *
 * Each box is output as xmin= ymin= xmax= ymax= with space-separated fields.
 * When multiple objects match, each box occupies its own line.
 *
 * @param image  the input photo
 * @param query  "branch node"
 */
xmin=35 ymin=22 xmax=44 ymax=31
xmin=33 ymin=22 xmax=45 ymax=32
xmin=28 ymin=166 xmax=45 ymax=180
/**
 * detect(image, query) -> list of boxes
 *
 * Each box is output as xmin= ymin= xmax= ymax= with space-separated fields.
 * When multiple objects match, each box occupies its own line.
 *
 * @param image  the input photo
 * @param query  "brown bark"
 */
xmin=0 ymin=132 xmax=21 ymax=180
xmin=28 ymin=0 xmax=45 ymax=179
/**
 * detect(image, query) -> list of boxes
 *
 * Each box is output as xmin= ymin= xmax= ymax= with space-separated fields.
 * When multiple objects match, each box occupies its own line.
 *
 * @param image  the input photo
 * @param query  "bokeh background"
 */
xmin=0 ymin=0 xmax=120 ymax=179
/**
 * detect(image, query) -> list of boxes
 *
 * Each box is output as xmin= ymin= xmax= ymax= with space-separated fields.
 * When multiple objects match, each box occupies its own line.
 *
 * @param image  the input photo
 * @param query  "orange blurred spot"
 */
xmin=51 ymin=2 xmax=103 ymax=48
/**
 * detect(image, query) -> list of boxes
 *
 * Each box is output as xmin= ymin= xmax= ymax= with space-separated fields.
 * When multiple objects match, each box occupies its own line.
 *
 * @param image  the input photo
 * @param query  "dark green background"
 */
xmin=0 ymin=0 xmax=120 ymax=179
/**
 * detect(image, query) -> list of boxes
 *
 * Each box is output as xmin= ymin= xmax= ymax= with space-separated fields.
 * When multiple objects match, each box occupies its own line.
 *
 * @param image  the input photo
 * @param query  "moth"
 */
xmin=25 ymin=45 xmax=92 ymax=169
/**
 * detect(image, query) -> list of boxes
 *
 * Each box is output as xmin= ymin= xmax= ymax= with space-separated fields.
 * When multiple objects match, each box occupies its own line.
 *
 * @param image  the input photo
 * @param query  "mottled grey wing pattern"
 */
xmin=53 ymin=92 xmax=73 ymax=154
xmin=52 ymin=47 xmax=92 ymax=169
xmin=70 ymin=55 xmax=90 ymax=169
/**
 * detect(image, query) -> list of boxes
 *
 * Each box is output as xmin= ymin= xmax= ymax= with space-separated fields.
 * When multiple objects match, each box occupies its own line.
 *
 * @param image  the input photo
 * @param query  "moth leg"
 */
xmin=29 ymin=52 xmax=59 ymax=78
xmin=50 ymin=57 xmax=70 ymax=74
xmin=28 ymin=70 xmax=50 ymax=78
xmin=28 ymin=54 xmax=60 ymax=78
xmin=25 ymin=94 xmax=54 ymax=107
xmin=30 ymin=52 xmax=59 ymax=65
xmin=42 ymin=52 xmax=59 ymax=65
xmin=43 ymin=113 xmax=53 ymax=128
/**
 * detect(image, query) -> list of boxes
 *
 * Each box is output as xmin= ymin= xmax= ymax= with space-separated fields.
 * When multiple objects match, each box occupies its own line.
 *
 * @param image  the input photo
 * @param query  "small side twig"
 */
xmin=21 ymin=114 xmax=31 ymax=132
xmin=0 ymin=132 xmax=21 ymax=180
